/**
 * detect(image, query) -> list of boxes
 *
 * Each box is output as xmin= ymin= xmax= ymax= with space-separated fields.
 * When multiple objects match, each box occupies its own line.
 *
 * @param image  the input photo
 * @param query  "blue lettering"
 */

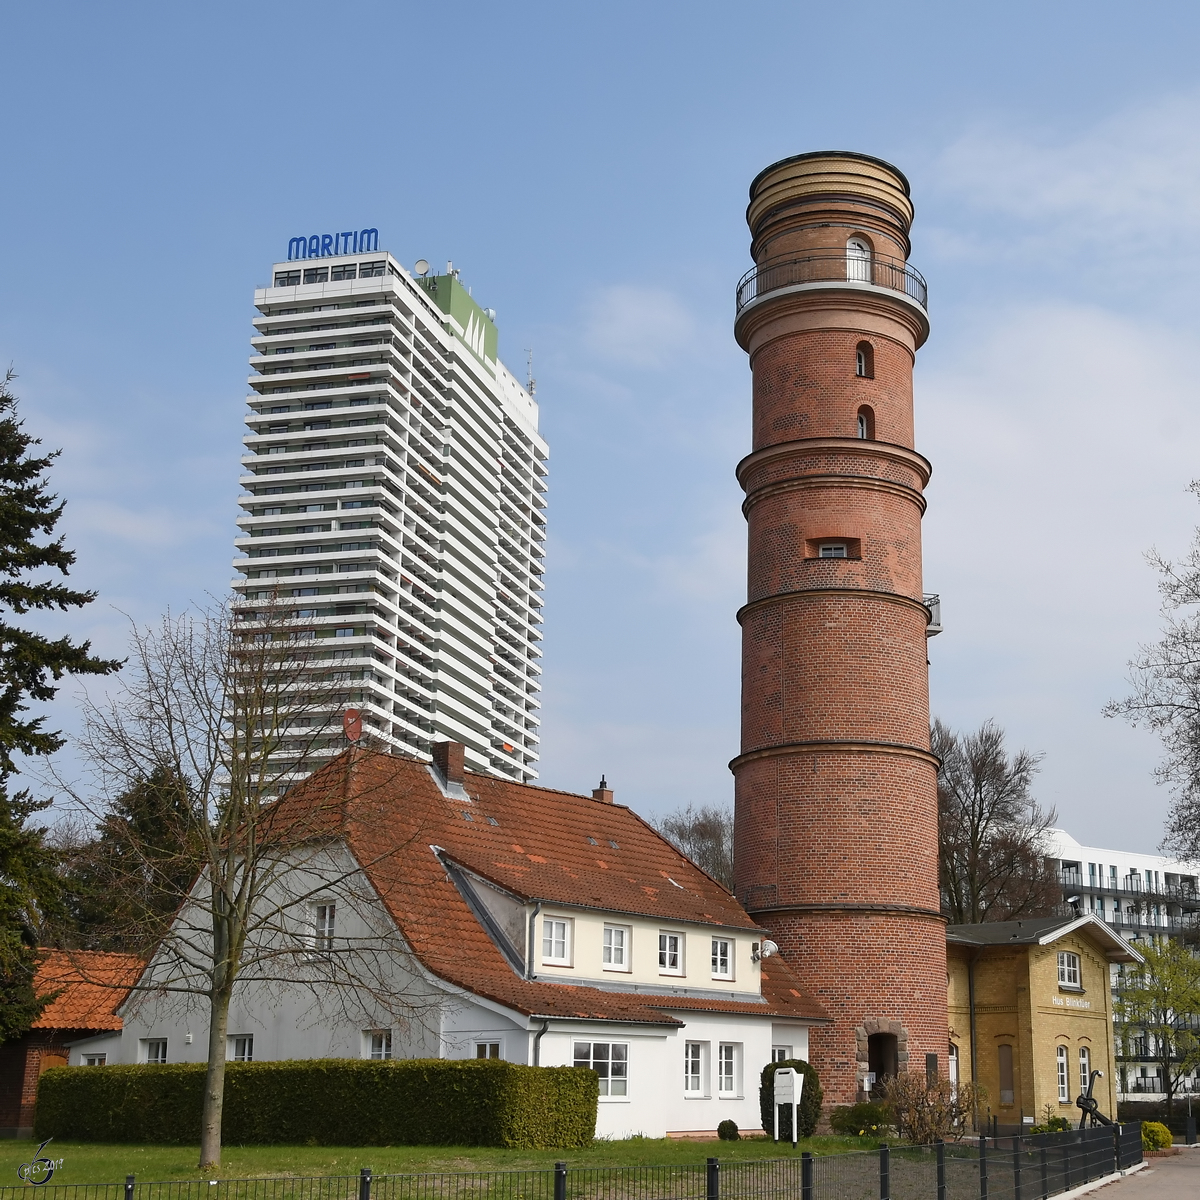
xmin=288 ymin=228 xmax=380 ymax=259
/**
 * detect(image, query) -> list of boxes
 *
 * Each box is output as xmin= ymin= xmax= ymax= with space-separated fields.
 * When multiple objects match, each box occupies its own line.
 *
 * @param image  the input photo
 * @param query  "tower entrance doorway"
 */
xmin=868 ymin=1032 xmax=899 ymax=1083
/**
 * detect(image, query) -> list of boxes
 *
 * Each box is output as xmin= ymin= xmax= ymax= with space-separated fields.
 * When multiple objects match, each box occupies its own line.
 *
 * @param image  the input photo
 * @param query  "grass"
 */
xmin=1 ymin=1136 xmax=882 ymax=1182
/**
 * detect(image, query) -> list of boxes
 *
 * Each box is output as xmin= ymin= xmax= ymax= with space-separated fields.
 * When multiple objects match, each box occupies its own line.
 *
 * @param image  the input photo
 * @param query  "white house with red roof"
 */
xmin=75 ymin=745 xmax=827 ymax=1138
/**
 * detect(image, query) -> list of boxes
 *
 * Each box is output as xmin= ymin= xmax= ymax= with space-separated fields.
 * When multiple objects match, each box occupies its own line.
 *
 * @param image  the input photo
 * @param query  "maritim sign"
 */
xmin=288 ymin=229 xmax=379 ymax=260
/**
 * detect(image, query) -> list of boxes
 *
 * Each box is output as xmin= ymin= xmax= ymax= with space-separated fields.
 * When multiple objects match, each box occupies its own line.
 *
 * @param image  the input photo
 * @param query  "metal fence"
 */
xmin=1 ymin=1127 xmax=1143 ymax=1200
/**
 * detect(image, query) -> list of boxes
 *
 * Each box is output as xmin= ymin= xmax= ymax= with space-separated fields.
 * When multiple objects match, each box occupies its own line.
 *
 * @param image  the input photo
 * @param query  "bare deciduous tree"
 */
xmin=1106 ymin=483 xmax=1200 ymax=861
xmin=55 ymin=597 xmax=433 ymax=1168
xmin=652 ymin=803 xmax=734 ymax=891
xmin=934 ymin=718 xmax=1060 ymax=925
xmin=882 ymin=1071 xmax=985 ymax=1143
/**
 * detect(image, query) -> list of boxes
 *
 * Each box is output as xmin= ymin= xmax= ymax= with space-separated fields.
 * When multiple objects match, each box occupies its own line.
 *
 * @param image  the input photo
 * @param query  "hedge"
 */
xmin=1117 ymin=1100 xmax=1195 ymax=1137
xmin=35 ymin=1058 xmax=598 ymax=1148
xmin=759 ymin=1059 xmax=822 ymax=1140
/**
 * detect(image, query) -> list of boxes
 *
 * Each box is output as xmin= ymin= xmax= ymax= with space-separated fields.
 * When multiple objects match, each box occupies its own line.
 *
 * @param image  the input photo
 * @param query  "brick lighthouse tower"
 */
xmin=731 ymin=152 xmax=946 ymax=1105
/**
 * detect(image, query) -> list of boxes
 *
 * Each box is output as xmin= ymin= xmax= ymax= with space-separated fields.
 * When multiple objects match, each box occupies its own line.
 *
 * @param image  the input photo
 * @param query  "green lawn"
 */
xmin=1 ymin=1136 xmax=881 ymax=1182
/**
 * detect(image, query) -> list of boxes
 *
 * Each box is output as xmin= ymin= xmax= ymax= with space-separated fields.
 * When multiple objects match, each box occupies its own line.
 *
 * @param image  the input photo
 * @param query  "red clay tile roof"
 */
xmin=32 ymin=950 xmax=143 ymax=1031
xmin=273 ymin=750 xmax=829 ymax=1026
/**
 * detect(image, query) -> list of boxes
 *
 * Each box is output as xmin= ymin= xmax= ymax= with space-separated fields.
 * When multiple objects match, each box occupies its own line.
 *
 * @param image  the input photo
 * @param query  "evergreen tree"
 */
xmin=0 ymin=371 xmax=121 ymax=770
xmin=0 ymin=788 xmax=64 ymax=1039
xmin=63 ymin=766 xmax=203 ymax=953
xmin=0 ymin=370 xmax=121 ymax=1036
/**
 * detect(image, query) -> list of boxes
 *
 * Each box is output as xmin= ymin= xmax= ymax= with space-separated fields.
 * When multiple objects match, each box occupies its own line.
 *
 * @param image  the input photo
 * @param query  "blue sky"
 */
xmin=4 ymin=1 xmax=1200 ymax=852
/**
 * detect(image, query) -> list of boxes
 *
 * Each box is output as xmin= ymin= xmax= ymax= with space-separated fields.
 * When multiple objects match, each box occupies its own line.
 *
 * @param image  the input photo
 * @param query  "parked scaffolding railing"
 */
xmin=1 ymin=1128 xmax=1144 ymax=1200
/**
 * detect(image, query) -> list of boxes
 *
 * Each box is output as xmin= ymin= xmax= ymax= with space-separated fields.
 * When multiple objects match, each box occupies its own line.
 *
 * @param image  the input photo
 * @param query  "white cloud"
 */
xmin=582 ymin=284 xmax=696 ymax=367
xmin=931 ymin=90 xmax=1200 ymax=263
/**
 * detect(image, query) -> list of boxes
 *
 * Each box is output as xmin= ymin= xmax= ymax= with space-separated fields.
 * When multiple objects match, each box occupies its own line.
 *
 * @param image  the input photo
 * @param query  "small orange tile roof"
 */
xmin=32 ymin=950 xmax=143 ymax=1031
xmin=271 ymin=749 xmax=829 ymax=1027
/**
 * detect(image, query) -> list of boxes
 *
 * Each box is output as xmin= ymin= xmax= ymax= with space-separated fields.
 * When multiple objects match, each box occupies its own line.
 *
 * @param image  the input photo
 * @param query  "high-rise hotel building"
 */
xmin=233 ymin=240 xmax=547 ymax=781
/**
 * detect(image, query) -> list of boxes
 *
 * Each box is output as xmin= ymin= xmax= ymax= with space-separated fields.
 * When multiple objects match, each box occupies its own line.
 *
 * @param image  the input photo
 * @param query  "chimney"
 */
xmin=432 ymin=741 xmax=465 ymax=787
xmin=592 ymin=775 xmax=614 ymax=804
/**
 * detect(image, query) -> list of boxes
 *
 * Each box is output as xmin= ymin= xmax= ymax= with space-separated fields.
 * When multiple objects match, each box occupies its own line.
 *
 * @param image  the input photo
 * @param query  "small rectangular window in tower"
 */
xmin=819 ymin=543 xmax=848 ymax=559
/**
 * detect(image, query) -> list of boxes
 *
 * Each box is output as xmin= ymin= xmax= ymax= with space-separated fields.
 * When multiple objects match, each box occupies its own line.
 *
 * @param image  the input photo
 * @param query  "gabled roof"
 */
xmin=32 ymin=950 xmax=143 ymax=1031
xmin=271 ymin=749 xmax=829 ymax=1026
xmin=947 ymin=914 xmax=1144 ymax=963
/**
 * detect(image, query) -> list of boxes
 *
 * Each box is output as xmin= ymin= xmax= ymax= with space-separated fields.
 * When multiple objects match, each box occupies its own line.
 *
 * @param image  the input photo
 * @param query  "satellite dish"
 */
xmin=414 ymin=259 xmax=430 ymax=277
xmin=761 ymin=939 xmax=779 ymax=959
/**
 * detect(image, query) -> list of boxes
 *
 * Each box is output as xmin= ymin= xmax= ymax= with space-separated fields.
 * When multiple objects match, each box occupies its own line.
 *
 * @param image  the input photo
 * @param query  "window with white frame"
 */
xmin=542 ymin=917 xmax=572 ymax=965
xmin=772 ymin=1046 xmax=792 ymax=1063
xmin=230 ymin=1035 xmax=254 ymax=1062
xmin=143 ymin=1039 xmax=168 ymax=1064
xmin=574 ymin=1041 xmax=628 ymax=1097
xmin=312 ymin=902 xmax=336 ymax=951
xmin=659 ymin=931 xmax=684 ymax=975
xmin=1057 ymin=1046 xmax=1069 ymax=1102
xmin=603 ymin=924 xmax=630 ymax=970
xmin=718 ymin=1043 xmax=740 ymax=1095
xmin=819 ymin=543 xmax=848 ymax=558
xmin=83 ymin=1054 xmax=107 ymax=1066
xmin=846 ymin=237 xmax=872 ymax=282
xmin=684 ymin=1042 xmax=704 ymax=1094
xmin=1057 ymin=951 xmax=1081 ymax=988
xmin=367 ymin=1029 xmax=392 ymax=1060
xmin=476 ymin=1042 xmax=501 ymax=1059
xmin=711 ymin=937 xmax=733 ymax=979
xmin=1079 ymin=1046 xmax=1091 ymax=1095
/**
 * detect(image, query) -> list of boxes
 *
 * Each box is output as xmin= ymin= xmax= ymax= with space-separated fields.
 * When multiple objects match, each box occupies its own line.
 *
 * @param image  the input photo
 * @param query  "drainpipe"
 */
xmin=968 ymin=950 xmax=981 ymax=1131
xmin=533 ymin=1018 xmax=550 ymax=1066
xmin=526 ymin=901 xmax=542 ymax=980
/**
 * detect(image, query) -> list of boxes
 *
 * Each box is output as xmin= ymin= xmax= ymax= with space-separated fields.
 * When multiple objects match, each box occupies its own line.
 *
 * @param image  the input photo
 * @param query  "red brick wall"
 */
xmin=0 ymin=1032 xmax=70 ymax=1136
xmin=733 ymin=154 xmax=946 ymax=1107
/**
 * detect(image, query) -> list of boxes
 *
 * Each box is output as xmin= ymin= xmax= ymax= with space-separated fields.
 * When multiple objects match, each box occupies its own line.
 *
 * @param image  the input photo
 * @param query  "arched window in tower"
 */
xmin=857 ymin=405 xmax=875 ymax=441
xmin=846 ymin=237 xmax=872 ymax=283
xmin=855 ymin=341 xmax=874 ymax=378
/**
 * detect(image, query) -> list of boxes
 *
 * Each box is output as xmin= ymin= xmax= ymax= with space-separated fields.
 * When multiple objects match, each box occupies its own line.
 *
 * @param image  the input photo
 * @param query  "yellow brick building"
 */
xmin=947 ymin=915 xmax=1142 ymax=1131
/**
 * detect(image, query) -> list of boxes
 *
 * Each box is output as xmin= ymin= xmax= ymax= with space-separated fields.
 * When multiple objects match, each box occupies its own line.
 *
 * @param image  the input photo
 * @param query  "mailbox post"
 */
xmin=773 ymin=1067 xmax=804 ymax=1148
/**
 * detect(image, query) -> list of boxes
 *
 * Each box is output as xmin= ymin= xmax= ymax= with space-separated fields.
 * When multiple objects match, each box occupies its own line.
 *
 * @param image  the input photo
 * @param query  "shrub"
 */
xmin=881 ymin=1072 xmax=984 ymax=1144
xmin=717 ymin=1119 xmax=739 ymax=1141
xmin=1142 ymin=1120 xmax=1173 ymax=1151
xmin=35 ymin=1058 xmax=597 ymax=1148
xmin=829 ymin=1101 xmax=891 ymax=1137
xmin=1028 ymin=1116 xmax=1072 ymax=1134
xmin=759 ymin=1059 xmax=822 ymax=1140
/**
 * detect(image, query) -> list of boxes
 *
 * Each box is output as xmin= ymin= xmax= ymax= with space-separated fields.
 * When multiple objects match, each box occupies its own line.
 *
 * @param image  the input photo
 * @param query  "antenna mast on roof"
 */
xmin=525 ymin=348 xmax=537 ymax=398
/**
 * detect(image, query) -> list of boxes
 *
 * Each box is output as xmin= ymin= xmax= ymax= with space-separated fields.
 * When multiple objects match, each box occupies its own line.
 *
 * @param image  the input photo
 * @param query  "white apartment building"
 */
xmin=1046 ymin=828 xmax=1200 ymax=1100
xmin=233 ymin=238 xmax=547 ymax=781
